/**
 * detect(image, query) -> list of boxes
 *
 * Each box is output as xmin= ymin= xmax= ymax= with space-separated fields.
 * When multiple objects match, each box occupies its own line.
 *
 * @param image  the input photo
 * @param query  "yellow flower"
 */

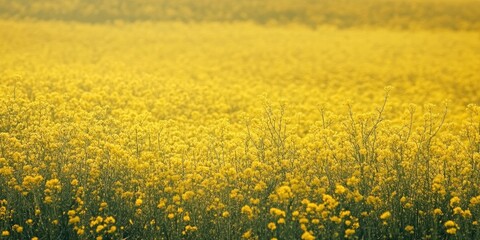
xmin=335 ymin=184 xmax=347 ymax=194
xmin=22 ymin=175 xmax=44 ymax=190
xmin=1 ymin=231 xmax=9 ymax=236
xmin=353 ymin=222 xmax=360 ymax=229
xmin=446 ymin=228 xmax=457 ymax=234
xmin=346 ymin=176 xmax=360 ymax=186
xmin=366 ymin=196 xmax=381 ymax=206
xmin=135 ymin=198 xmax=143 ymax=207
xmin=96 ymin=224 xmax=105 ymax=233
xmin=344 ymin=228 xmax=355 ymax=237
xmin=68 ymin=210 xmax=76 ymax=216
xmin=71 ymin=179 xmax=79 ymax=186
xmin=105 ymin=216 xmax=115 ymax=224
xmin=172 ymin=195 xmax=181 ymax=203
xmin=405 ymin=225 xmax=414 ymax=234
xmin=26 ymin=219 xmax=34 ymax=225
xmin=449 ymin=197 xmax=460 ymax=207
xmin=185 ymin=225 xmax=198 ymax=232
xmin=44 ymin=196 xmax=53 ymax=204
xmin=323 ymin=194 xmax=338 ymax=209
xmin=359 ymin=148 xmax=367 ymax=155
xmin=380 ymin=211 xmax=391 ymax=220
xmin=45 ymin=178 xmax=62 ymax=191
xmin=470 ymin=196 xmax=480 ymax=205
xmin=433 ymin=208 xmax=443 ymax=215
xmin=276 ymin=186 xmax=293 ymax=200
xmin=292 ymin=211 xmax=300 ymax=217
xmin=14 ymin=225 xmax=23 ymax=233
xmin=321 ymin=211 xmax=330 ymax=219
xmin=269 ymin=208 xmax=286 ymax=217
xmin=68 ymin=216 xmax=80 ymax=225
xmin=301 ymin=231 xmax=315 ymax=240
xmin=330 ymin=216 xmax=341 ymax=224
xmin=444 ymin=220 xmax=456 ymax=228
xmin=107 ymin=226 xmax=117 ymax=234
xmin=241 ymin=205 xmax=253 ymax=216
xmin=242 ymin=230 xmax=252 ymax=239
xmin=340 ymin=210 xmax=351 ymax=218
xmin=182 ymin=191 xmax=195 ymax=201
xmin=267 ymin=222 xmax=276 ymax=231
xmin=462 ymin=209 xmax=472 ymax=218
xmin=453 ymin=207 xmax=463 ymax=215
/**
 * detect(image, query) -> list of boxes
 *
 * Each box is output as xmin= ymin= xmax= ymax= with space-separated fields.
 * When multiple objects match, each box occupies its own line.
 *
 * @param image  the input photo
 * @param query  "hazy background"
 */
xmin=1 ymin=0 xmax=479 ymax=30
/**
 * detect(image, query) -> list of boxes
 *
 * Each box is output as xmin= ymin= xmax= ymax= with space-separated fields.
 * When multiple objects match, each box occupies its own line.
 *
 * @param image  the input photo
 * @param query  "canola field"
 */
xmin=1 ymin=1 xmax=480 ymax=239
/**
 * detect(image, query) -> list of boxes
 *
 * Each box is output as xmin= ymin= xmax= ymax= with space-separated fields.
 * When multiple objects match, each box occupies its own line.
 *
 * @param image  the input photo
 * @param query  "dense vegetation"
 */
xmin=1 ymin=0 xmax=479 ymax=239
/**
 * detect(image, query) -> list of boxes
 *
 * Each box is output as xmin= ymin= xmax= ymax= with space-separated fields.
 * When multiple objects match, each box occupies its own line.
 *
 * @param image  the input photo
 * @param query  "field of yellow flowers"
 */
xmin=1 ymin=1 xmax=480 ymax=239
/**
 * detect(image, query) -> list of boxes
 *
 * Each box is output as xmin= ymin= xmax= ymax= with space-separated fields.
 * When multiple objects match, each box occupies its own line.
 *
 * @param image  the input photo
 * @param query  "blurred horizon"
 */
xmin=1 ymin=0 xmax=479 ymax=30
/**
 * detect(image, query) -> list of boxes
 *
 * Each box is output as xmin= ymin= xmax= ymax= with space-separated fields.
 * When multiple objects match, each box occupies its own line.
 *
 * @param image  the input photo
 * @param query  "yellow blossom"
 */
xmin=107 ymin=226 xmax=117 ymax=233
xmin=345 ymin=228 xmax=355 ymax=237
xmin=69 ymin=216 xmax=80 ymax=225
xmin=446 ymin=228 xmax=457 ymax=234
xmin=267 ymin=222 xmax=276 ymax=231
xmin=380 ymin=211 xmax=391 ymax=220
xmin=335 ymin=185 xmax=347 ymax=194
xmin=450 ymin=197 xmax=460 ymax=207
xmin=433 ymin=208 xmax=443 ymax=215
xmin=242 ymin=230 xmax=252 ymax=239
xmin=301 ymin=231 xmax=315 ymax=240
xmin=444 ymin=220 xmax=456 ymax=228
xmin=96 ymin=224 xmax=105 ymax=233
